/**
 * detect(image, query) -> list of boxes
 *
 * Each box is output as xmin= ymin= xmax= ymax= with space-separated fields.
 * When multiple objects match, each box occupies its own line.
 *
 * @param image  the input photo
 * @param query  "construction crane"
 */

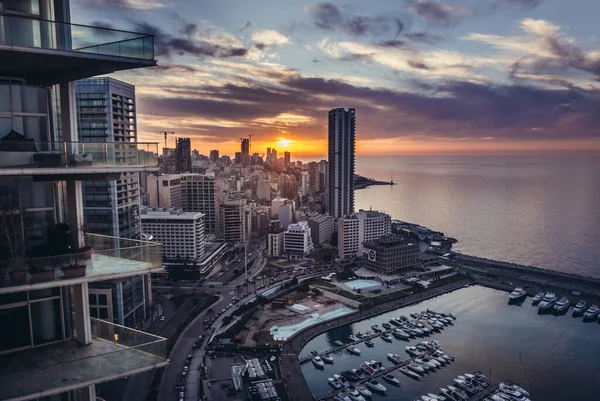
xmin=160 ymin=131 xmax=175 ymax=149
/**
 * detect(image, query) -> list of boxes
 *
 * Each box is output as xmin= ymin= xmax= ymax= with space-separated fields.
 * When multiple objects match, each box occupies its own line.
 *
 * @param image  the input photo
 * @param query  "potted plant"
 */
xmin=29 ymin=261 xmax=55 ymax=283
xmin=61 ymin=262 xmax=87 ymax=278
xmin=10 ymin=267 xmax=27 ymax=284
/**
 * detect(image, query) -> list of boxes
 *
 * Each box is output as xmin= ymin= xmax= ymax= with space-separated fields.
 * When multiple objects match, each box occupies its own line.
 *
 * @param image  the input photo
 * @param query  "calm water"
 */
xmin=355 ymin=153 xmax=600 ymax=278
xmin=300 ymin=286 xmax=600 ymax=401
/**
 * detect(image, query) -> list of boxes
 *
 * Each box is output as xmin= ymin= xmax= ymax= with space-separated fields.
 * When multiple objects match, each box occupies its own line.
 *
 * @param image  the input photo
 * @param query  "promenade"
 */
xmin=280 ymin=278 xmax=471 ymax=401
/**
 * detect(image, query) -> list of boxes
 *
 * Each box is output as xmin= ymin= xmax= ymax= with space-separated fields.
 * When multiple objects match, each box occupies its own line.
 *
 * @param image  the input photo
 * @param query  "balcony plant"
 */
xmin=61 ymin=262 xmax=87 ymax=278
xmin=29 ymin=260 xmax=55 ymax=283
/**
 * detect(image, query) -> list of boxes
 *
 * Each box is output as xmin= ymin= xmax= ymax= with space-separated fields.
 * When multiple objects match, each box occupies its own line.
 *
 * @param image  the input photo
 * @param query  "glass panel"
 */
xmin=62 ymin=286 xmax=72 ymax=338
xmin=98 ymin=294 xmax=107 ymax=305
xmin=12 ymin=85 xmax=47 ymax=114
xmin=0 ymin=117 xmax=11 ymax=137
xmin=0 ymin=305 xmax=31 ymax=351
xmin=0 ymin=84 xmax=10 ymax=112
xmin=31 ymin=298 xmax=62 ymax=345
xmin=99 ymin=307 xmax=108 ymax=319
xmin=29 ymin=287 xmax=60 ymax=300
xmin=8 ymin=16 xmax=42 ymax=47
xmin=0 ymin=291 xmax=27 ymax=305
xmin=4 ymin=0 xmax=40 ymax=15
xmin=90 ymin=308 xmax=98 ymax=318
xmin=22 ymin=115 xmax=48 ymax=141
xmin=89 ymin=294 xmax=97 ymax=305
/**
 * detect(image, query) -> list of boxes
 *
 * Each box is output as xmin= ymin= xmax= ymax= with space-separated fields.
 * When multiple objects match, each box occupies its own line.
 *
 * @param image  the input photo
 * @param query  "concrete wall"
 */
xmin=310 ymin=285 xmax=362 ymax=309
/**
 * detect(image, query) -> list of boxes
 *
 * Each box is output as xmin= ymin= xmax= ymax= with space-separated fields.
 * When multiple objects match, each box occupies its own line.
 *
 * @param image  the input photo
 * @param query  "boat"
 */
xmin=508 ymin=287 xmax=527 ymax=301
xmin=333 ymin=374 xmax=350 ymax=387
xmin=322 ymin=354 xmax=334 ymax=363
xmin=583 ymin=304 xmax=600 ymax=320
xmin=399 ymin=366 xmax=420 ymax=380
xmin=428 ymin=393 xmax=447 ymax=401
xmin=351 ymin=368 xmax=365 ymax=380
xmin=312 ymin=356 xmax=324 ymax=368
xmin=365 ymin=379 xmax=387 ymax=393
xmin=328 ymin=377 xmax=343 ymax=389
xmin=433 ymin=350 xmax=453 ymax=363
xmin=341 ymin=370 xmax=360 ymax=382
xmin=538 ymin=292 xmax=557 ymax=311
xmin=371 ymin=324 xmax=382 ymax=333
xmin=387 ymin=353 xmax=402 ymax=364
xmin=499 ymin=381 xmax=530 ymax=398
xmin=531 ymin=292 xmax=544 ymax=305
xmin=381 ymin=333 xmax=393 ymax=342
xmin=355 ymin=385 xmax=372 ymax=397
xmin=572 ymin=300 xmax=586 ymax=316
xmin=447 ymin=385 xmax=468 ymax=400
xmin=346 ymin=387 xmax=367 ymax=401
xmin=310 ymin=350 xmax=319 ymax=356
xmin=348 ymin=335 xmax=358 ymax=342
xmin=415 ymin=358 xmax=436 ymax=370
xmin=334 ymin=340 xmax=345 ymax=346
xmin=348 ymin=347 xmax=361 ymax=355
xmin=356 ymin=332 xmax=364 ymax=339
xmin=382 ymin=322 xmax=392 ymax=330
xmin=334 ymin=393 xmax=352 ymax=401
xmin=382 ymin=374 xmax=401 ymax=385
xmin=465 ymin=373 xmax=487 ymax=388
xmin=427 ymin=319 xmax=445 ymax=330
xmin=360 ymin=363 xmax=374 ymax=376
xmin=394 ymin=329 xmax=411 ymax=340
xmin=365 ymin=339 xmax=374 ymax=347
xmin=369 ymin=360 xmax=384 ymax=371
xmin=440 ymin=387 xmax=462 ymax=401
xmin=406 ymin=346 xmax=421 ymax=357
xmin=453 ymin=379 xmax=478 ymax=396
xmin=422 ymin=356 xmax=441 ymax=368
xmin=407 ymin=362 xmax=425 ymax=374
xmin=411 ymin=312 xmax=420 ymax=319
xmin=553 ymin=296 xmax=570 ymax=313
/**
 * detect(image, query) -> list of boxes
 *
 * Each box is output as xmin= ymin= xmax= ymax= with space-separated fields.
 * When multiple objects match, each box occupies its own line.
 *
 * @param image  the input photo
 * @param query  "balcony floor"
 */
xmin=0 ymin=338 xmax=166 ymax=401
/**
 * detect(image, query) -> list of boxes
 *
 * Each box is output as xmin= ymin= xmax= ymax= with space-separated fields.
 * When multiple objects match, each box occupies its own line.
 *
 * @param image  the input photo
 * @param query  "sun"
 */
xmin=277 ymin=138 xmax=291 ymax=148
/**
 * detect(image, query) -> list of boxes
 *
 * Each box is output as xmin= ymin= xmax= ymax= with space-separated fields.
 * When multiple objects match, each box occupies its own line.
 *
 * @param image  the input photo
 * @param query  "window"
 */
xmin=89 ymin=294 xmax=97 ymax=305
xmin=31 ymin=299 xmax=62 ymax=345
xmin=99 ymin=308 xmax=109 ymax=319
xmin=0 ymin=306 xmax=31 ymax=351
xmin=98 ymin=294 xmax=108 ymax=306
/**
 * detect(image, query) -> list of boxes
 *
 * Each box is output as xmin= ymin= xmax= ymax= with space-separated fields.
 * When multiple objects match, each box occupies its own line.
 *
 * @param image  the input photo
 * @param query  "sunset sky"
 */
xmin=73 ymin=0 xmax=600 ymax=157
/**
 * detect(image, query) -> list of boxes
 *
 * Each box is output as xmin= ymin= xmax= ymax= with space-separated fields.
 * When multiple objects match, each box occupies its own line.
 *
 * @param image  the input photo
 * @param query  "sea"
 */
xmin=300 ymin=286 xmax=600 ymax=401
xmin=354 ymin=153 xmax=600 ymax=278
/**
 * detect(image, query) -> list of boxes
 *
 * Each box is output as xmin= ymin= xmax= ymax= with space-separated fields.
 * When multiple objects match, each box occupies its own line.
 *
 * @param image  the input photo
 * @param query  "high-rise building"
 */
xmin=284 ymin=151 xmax=291 ymax=167
xmin=147 ymin=174 xmax=183 ymax=208
xmin=284 ymin=221 xmax=314 ymax=258
xmin=267 ymin=220 xmax=284 ymax=257
xmin=0 ymin=3 xmax=165 ymax=398
xmin=141 ymin=208 xmax=206 ymax=261
xmin=175 ymin=137 xmax=192 ymax=173
xmin=257 ymin=179 xmax=271 ymax=200
xmin=75 ymin=78 xmax=141 ymax=239
xmin=328 ymin=108 xmax=356 ymax=218
xmin=210 ymin=149 xmax=219 ymax=162
xmin=181 ymin=173 xmax=217 ymax=234
xmin=308 ymin=214 xmax=333 ymax=246
xmin=218 ymin=199 xmax=250 ymax=243
xmin=338 ymin=210 xmax=391 ymax=258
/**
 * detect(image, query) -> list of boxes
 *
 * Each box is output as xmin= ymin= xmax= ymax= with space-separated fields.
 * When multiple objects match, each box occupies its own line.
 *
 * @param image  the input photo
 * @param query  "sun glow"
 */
xmin=277 ymin=138 xmax=292 ymax=148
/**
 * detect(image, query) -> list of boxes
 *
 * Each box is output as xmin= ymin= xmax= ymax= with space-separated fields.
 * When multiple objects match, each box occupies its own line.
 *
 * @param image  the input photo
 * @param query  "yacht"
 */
xmin=583 ymin=304 xmax=600 ymax=320
xmin=346 ymin=387 xmax=367 ymax=401
xmin=428 ymin=393 xmax=447 ymax=401
xmin=348 ymin=335 xmax=358 ymax=342
xmin=348 ymin=347 xmax=361 ymax=355
xmin=427 ymin=319 xmax=445 ymax=330
xmin=366 ymin=379 xmax=387 ymax=393
xmin=334 ymin=393 xmax=352 ymax=401
xmin=465 ymin=372 xmax=488 ymax=388
xmin=356 ymin=385 xmax=372 ymax=398
xmin=381 ymin=333 xmax=393 ymax=342
xmin=440 ymin=387 xmax=461 ymax=401
xmin=531 ymin=292 xmax=544 ymax=305
xmin=322 ymin=354 xmax=334 ymax=363
xmin=538 ymin=292 xmax=557 ymax=311
xmin=370 ymin=360 xmax=384 ymax=371
xmin=422 ymin=356 xmax=441 ymax=368
xmin=447 ymin=385 xmax=468 ymax=400
xmin=453 ymin=378 xmax=478 ymax=396
xmin=360 ymin=363 xmax=374 ymax=376
xmin=394 ymin=329 xmax=411 ymax=340
xmin=355 ymin=332 xmax=364 ymax=339
xmin=328 ymin=377 xmax=343 ymax=389
xmin=387 ymin=353 xmax=402 ymax=364
xmin=508 ymin=287 xmax=527 ymax=301
xmin=399 ymin=365 xmax=421 ymax=379
xmin=499 ymin=381 xmax=530 ymax=398
xmin=351 ymin=368 xmax=365 ymax=380
xmin=312 ymin=356 xmax=324 ymax=368
xmin=433 ymin=350 xmax=453 ymax=363
xmin=382 ymin=322 xmax=392 ymax=330
xmin=572 ymin=300 xmax=586 ymax=316
xmin=406 ymin=346 xmax=422 ymax=357
xmin=553 ymin=296 xmax=570 ymax=313
xmin=341 ymin=370 xmax=360 ymax=382
xmin=334 ymin=340 xmax=345 ymax=346
xmin=414 ymin=358 xmax=436 ymax=370
xmin=365 ymin=339 xmax=374 ymax=347
xmin=382 ymin=374 xmax=401 ymax=386
xmin=371 ymin=325 xmax=382 ymax=333
xmin=407 ymin=362 xmax=426 ymax=374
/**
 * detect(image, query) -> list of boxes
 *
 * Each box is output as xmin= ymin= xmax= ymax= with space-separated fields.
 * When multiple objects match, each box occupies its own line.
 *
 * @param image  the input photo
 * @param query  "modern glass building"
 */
xmin=0 ymin=1 xmax=165 ymax=400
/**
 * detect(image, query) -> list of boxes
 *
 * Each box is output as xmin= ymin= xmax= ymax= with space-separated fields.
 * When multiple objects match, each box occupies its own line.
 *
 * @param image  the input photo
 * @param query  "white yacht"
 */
xmin=422 ymin=356 xmax=441 ymax=368
xmin=387 ymin=353 xmax=402 ymax=364
xmin=407 ymin=362 xmax=426 ymax=374
xmin=348 ymin=347 xmax=361 ymax=355
xmin=447 ymin=385 xmax=468 ymax=400
xmin=355 ymin=385 xmax=372 ymax=397
xmin=531 ymin=292 xmax=544 ymax=305
xmin=381 ymin=333 xmax=393 ymax=342
xmin=406 ymin=346 xmax=422 ymax=357
xmin=346 ymin=387 xmax=366 ymax=401
xmin=508 ymin=287 xmax=526 ymax=301
xmin=399 ymin=366 xmax=421 ymax=379
xmin=382 ymin=374 xmax=401 ymax=386
xmin=393 ymin=329 xmax=411 ymax=340
xmin=312 ymin=356 xmax=324 ymax=368
xmin=572 ymin=300 xmax=586 ymax=315
xmin=328 ymin=377 xmax=343 ymax=389
xmin=415 ymin=358 xmax=436 ymax=370
xmin=538 ymin=292 xmax=557 ymax=311
xmin=499 ymin=381 xmax=530 ymax=398
xmin=553 ymin=296 xmax=570 ymax=313
xmin=351 ymin=368 xmax=365 ymax=380
xmin=334 ymin=340 xmax=345 ymax=346
xmin=365 ymin=379 xmax=387 ymax=393
xmin=334 ymin=393 xmax=352 ymax=401
xmin=583 ymin=304 xmax=600 ymax=320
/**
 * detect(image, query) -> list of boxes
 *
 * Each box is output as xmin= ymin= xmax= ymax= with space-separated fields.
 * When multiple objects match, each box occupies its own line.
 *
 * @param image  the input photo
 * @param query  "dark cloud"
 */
xmin=132 ymin=21 xmax=247 ymax=58
xmin=307 ymin=2 xmax=399 ymax=36
xmin=91 ymin=21 xmax=116 ymax=30
xmin=254 ymin=43 xmax=268 ymax=50
xmin=407 ymin=60 xmax=432 ymax=70
xmin=376 ymin=40 xmax=410 ymax=49
xmin=152 ymin=64 xmax=197 ymax=73
xmin=405 ymin=32 xmax=443 ymax=44
xmin=239 ymin=21 xmax=252 ymax=31
xmin=496 ymin=0 xmax=543 ymax=9
xmin=409 ymin=0 xmax=465 ymax=24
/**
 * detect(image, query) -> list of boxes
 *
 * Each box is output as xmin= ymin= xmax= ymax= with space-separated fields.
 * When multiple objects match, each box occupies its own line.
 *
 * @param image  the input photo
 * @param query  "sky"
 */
xmin=72 ymin=0 xmax=600 ymax=157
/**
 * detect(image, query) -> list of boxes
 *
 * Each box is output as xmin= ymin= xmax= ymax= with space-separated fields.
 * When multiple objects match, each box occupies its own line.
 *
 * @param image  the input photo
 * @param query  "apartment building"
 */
xmin=338 ymin=210 xmax=391 ymax=258
xmin=181 ymin=173 xmax=217 ymax=234
xmin=147 ymin=174 xmax=183 ymax=209
xmin=284 ymin=221 xmax=314 ymax=258
xmin=218 ymin=199 xmax=250 ymax=243
xmin=308 ymin=214 xmax=333 ymax=246
xmin=363 ymin=234 xmax=420 ymax=275
xmin=0 ymin=2 xmax=165 ymax=399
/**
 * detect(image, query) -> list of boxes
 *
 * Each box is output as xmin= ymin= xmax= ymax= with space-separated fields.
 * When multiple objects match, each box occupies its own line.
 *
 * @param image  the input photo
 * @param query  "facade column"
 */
xmin=66 ymin=180 xmax=85 ymax=249
xmin=72 ymin=283 xmax=92 ymax=345
xmin=77 ymin=384 xmax=95 ymax=401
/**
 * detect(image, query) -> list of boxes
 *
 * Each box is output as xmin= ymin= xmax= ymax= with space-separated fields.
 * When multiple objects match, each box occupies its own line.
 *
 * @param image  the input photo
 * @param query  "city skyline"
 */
xmin=72 ymin=0 xmax=600 ymax=156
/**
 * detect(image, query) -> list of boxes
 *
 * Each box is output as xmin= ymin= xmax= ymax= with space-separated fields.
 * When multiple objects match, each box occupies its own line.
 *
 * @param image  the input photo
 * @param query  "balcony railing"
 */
xmin=0 ymin=318 xmax=167 ymax=401
xmin=0 ymin=233 xmax=163 ymax=289
xmin=0 ymin=141 xmax=159 ymax=170
xmin=0 ymin=14 xmax=154 ymax=60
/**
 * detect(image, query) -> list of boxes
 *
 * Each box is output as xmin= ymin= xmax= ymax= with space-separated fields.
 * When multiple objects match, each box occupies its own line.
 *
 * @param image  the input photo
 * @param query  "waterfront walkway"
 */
xmin=280 ymin=278 xmax=471 ymax=401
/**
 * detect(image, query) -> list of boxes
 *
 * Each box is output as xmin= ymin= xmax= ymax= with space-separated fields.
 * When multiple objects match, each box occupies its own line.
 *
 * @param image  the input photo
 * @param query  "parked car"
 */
xmin=160 ymin=316 xmax=165 ymax=322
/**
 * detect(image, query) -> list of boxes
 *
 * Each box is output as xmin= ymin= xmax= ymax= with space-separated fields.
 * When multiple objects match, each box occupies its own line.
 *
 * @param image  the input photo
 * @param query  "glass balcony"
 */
xmin=0 ymin=141 xmax=159 ymax=177
xmin=0 ymin=233 xmax=163 ymax=292
xmin=0 ymin=318 xmax=167 ymax=401
xmin=0 ymin=14 xmax=154 ymax=59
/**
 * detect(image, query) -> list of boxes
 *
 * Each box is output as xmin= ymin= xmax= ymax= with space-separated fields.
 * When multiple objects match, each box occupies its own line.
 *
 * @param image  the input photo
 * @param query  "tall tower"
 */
xmin=327 ymin=108 xmax=355 ymax=218
xmin=175 ymin=137 xmax=192 ymax=173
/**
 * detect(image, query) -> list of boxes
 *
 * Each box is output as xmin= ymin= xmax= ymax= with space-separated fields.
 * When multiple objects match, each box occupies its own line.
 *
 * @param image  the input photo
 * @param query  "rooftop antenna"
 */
xmin=161 ymin=131 xmax=175 ymax=149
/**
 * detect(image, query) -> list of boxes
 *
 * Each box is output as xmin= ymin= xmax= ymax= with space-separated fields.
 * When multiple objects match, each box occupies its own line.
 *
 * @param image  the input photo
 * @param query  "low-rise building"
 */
xmin=141 ymin=208 xmax=205 ymax=261
xmin=363 ymin=234 xmax=420 ymax=275
xmin=284 ymin=221 xmax=314 ymax=258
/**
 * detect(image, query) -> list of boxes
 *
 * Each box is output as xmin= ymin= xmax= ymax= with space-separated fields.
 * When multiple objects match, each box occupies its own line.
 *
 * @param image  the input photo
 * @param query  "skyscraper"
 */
xmin=210 ymin=149 xmax=219 ymax=162
xmin=284 ymin=151 xmax=291 ymax=167
xmin=241 ymin=137 xmax=250 ymax=164
xmin=175 ymin=137 xmax=192 ymax=173
xmin=328 ymin=108 xmax=355 ymax=218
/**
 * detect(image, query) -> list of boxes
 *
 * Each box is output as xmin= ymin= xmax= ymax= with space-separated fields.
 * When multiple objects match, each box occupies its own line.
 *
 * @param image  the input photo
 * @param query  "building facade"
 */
xmin=0 ymin=3 xmax=165 ymax=398
xmin=328 ymin=108 xmax=355 ymax=218
xmin=267 ymin=221 xmax=284 ymax=257
xmin=147 ymin=174 xmax=183 ymax=208
xmin=218 ymin=199 xmax=250 ymax=243
xmin=283 ymin=221 xmax=314 ymax=258
xmin=308 ymin=214 xmax=333 ymax=246
xmin=338 ymin=210 xmax=391 ymax=258
xmin=363 ymin=234 xmax=420 ymax=275
xmin=141 ymin=208 xmax=206 ymax=261
xmin=175 ymin=137 xmax=191 ymax=173
xmin=181 ymin=173 xmax=217 ymax=234
xmin=257 ymin=179 xmax=271 ymax=200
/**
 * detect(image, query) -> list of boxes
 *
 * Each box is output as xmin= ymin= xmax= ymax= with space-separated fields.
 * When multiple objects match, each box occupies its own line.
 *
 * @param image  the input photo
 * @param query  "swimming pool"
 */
xmin=270 ymin=307 xmax=354 ymax=341
xmin=344 ymin=279 xmax=381 ymax=290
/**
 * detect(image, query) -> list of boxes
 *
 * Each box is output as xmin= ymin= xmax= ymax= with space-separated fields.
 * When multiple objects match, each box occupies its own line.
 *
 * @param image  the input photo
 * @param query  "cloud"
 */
xmin=409 ymin=0 xmax=467 ymax=24
xmin=407 ymin=60 xmax=432 ymax=70
xmin=496 ymin=0 xmax=543 ymax=10
xmin=132 ymin=21 xmax=248 ymax=58
xmin=86 ymin=0 xmax=164 ymax=10
xmin=239 ymin=21 xmax=252 ymax=31
xmin=307 ymin=2 xmax=399 ymax=36
xmin=251 ymin=30 xmax=291 ymax=46
xmin=405 ymin=32 xmax=443 ymax=44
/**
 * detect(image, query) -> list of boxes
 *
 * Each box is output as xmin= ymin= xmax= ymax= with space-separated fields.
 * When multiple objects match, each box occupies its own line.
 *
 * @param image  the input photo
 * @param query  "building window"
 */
xmin=0 ymin=305 xmax=31 ymax=351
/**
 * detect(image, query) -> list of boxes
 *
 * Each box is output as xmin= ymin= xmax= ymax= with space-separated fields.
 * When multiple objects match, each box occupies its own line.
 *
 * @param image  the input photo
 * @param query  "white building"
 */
xmin=141 ymin=208 xmax=205 ymax=261
xmin=147 ymin=174 xmax=183 ymax=208
xmin=328 ymin=108 xmax=355 ymax=218
xmin=338 ymin=210 xmax=391 ymax=258
xmin=271 ymin=196 xmax=289 ymax=217
xmin=267 ymin=221 xmax=284 ymax=258
xmin=181 ymin=173 xmax=217 ymax=234
xmin=284 ymin=221 xmax=314 ymax=258
xmin=257 ymin=179 xmax=271 ymax=200
xmin=308 ymin=214 xmax=333 ymax=246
